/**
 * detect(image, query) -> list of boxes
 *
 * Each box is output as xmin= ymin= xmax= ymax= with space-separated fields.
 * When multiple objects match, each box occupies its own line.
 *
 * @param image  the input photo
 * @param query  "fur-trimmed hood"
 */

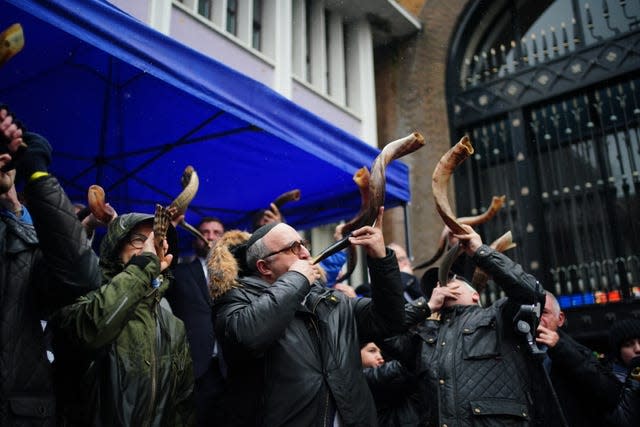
xmin=207 ymin=229 xmax=251 ymax=298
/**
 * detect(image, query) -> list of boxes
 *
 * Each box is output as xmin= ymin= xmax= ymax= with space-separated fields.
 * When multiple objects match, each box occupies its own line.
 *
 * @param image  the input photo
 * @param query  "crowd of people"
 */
xmin=1 ymin=105 xmax=639 ymax=426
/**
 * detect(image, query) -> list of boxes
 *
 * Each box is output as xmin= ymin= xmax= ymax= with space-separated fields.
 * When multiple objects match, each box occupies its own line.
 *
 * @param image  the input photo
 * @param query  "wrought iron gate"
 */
xmin=447 ymin=0 xmax=640 ymax=308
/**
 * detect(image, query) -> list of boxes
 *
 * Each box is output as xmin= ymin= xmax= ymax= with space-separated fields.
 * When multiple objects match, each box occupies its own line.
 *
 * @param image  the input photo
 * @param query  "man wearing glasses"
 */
xmin=211 ymin=207 xmax=405 ymax=426
xmin=49 ymin=213 xmax=195 ymax=426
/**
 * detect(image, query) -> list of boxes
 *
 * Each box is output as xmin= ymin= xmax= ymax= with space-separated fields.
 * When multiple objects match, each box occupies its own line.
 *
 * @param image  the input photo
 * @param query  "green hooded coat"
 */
xmin=51 ymin=213 xmax=194 ymax=427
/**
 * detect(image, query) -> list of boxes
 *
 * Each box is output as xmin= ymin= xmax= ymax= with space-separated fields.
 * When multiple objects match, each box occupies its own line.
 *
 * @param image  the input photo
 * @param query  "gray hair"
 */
xmin=544 ymin=290 xmax=561 ymax=315
xmin=246 ymin=238 xmax=269 ymax=272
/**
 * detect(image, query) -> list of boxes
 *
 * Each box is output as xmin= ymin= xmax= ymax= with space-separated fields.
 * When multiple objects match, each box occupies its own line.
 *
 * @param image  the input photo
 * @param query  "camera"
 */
xmin=513 ymin=303 xmax=545 ymax=357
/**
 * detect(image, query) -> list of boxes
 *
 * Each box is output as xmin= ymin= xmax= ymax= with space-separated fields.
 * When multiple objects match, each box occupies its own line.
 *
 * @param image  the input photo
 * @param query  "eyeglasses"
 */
xmin=262 ymin=239 xmax=310 ymax=259
xmin=127 ymin=233 xmax=148 ymax=250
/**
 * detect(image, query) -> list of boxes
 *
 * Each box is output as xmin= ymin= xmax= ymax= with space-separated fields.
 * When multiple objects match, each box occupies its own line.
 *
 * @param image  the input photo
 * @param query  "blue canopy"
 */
xmin=0 ymin=0 xmax=410 ymax=231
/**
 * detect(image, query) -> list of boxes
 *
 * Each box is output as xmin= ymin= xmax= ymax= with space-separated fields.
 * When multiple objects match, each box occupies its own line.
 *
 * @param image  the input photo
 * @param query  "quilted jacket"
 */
xmin=0 ymin=173 xmax=101 ymax=426
xmin=383 ymin=245 xmax=561 ymax=427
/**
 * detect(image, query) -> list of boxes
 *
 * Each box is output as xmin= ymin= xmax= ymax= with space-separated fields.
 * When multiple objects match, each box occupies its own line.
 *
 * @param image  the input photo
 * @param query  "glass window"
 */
xmin=305 ymin=0 xmax=312 ymax=83
xmin=227 ymin=0 xmax=238 ymax=35
xmin=252 ymin=0 xmax=262 ymax=50
xmin=198 ymin=0 xmax=213 ymax=20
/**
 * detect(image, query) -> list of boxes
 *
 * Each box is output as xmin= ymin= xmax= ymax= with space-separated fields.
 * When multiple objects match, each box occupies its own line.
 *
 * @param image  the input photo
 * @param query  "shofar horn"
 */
xmin=310 ymin=166 xmax=370 ymax=267
xmin=87 ymin=185 xmax=117 ymax=224
xmin=413 ymin=195 xmax=506 ymax=270
xmin=312 ymin=132 xmax=426 ymax=265
xmin=322 ymin=167 xmax=370 ymax=281
xmin=169 ymin=166 xmax=210 ymax=247
xmin=471 ymin=231 xmax=517 ymax=292
xmin=153 ymin=204 xmax=176 ymax=258
xmin=0 ymin=23 xmax=24 ymax=68
xmin=170 ymin=165 xmax=199 ymax=215
xmin=431 ymin=135 xmax=473 ymax=282
xmin=272 ymin=189 xmax=301 ymax=208
xmin=432 ymin=135 xmax=474 ymax=235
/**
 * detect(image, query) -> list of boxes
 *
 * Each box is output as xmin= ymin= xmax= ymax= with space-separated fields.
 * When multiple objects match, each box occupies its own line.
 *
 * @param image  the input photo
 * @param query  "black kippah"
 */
xmin=246 ymin=222 xmax=279 ymax=250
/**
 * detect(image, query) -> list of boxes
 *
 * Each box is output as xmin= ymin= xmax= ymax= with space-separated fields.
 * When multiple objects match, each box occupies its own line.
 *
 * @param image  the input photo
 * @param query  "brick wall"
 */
xmin=376 ymin=0 xmax=470 ymax=274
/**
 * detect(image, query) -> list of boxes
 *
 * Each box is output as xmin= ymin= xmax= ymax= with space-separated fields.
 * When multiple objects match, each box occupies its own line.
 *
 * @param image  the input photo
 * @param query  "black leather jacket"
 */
xmin=213 ymin=249 xmax=405 ymax=427
xmin=383 ymin=245 xmax=557 ymax=427
xmin=0 ymin=175 xmax=100 ymax=426
xmin=363 ymin=360 xmax=421 ymax=427
xmin=547 ymin=330 xmax=621 ymax=426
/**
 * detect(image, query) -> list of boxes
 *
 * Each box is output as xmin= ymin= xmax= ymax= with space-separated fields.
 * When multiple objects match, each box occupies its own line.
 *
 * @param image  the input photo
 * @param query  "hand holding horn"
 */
xmin=312 ymin=132 xmax=426 ymax=269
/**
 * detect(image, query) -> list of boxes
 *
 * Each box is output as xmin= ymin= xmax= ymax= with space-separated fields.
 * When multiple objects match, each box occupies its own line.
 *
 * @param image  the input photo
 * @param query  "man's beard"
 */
xmin=195 ymin=244 xmax=210 ymax=258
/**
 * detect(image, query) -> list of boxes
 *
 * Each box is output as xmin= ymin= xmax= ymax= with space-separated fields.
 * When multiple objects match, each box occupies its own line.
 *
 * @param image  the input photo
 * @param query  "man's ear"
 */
xmin=558 ymin=311 xmax=566 ymax=328
xmin=255 ymin=259 xmax=271 ymax=277
xmin=472 ymin=292 xmax=481 ymax=306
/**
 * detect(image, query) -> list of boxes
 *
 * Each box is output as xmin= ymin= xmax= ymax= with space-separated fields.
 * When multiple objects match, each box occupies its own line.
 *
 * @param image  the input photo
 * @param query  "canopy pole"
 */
xmin=403 ymin=202 xmax=413 ymax=261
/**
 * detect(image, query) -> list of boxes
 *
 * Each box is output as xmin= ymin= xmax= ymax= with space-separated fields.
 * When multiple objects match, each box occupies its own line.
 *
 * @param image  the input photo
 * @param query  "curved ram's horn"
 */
xmin=432 ymin=135 xmax=474 ymax=235
xmin=471 ymin=231 xmax=517 ymax=292
xmin=412 ymin=227 xmax=450 ymax=270
xmin=169 ymin=166 xmax=210 ymax=247
xmin=438 ymin=243 xmax=464 ymax=288
xmin=272 ymin=189 xmax=301 ymax=208
xmin=430 ymin=135 xmax=474 ymax=282
xmin=312 ymin=132 xmax=426 ymax=265
xmin=316 ymin=167 xmax=370 ymax=278
xmin=87 ymin=185 xmax=117 ymax=224
xmin=0 ymin=23 xmax=24 ymax=68
xmin=413 ymin=195 xmax=506 ymax=270
xmin=170 ymin=165 xmax=199 ymax=215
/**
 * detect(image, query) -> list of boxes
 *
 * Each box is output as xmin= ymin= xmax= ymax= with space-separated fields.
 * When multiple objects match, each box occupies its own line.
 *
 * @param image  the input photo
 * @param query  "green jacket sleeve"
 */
xmin=52 ymin=253 xmax=160 ymax=350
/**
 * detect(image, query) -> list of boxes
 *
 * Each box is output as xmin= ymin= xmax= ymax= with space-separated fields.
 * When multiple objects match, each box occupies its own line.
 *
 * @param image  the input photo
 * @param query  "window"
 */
xmin=252 ymin=0 xmax=262 ymax=50
xmin=198 ymin=0 xmax=213 ymax=20
xmin=226 ymin=0 xmax=237 ymax=35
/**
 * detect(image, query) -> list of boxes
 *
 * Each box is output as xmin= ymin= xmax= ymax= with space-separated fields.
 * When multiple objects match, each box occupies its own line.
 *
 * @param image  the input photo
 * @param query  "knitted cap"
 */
xmin=609 ymin=318 xmax=640 ymax=358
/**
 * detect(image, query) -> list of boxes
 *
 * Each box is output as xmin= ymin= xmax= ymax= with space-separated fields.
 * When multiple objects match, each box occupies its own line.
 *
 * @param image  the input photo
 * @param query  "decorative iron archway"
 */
xmin=446 ymin=0 xmax=640 ymax=322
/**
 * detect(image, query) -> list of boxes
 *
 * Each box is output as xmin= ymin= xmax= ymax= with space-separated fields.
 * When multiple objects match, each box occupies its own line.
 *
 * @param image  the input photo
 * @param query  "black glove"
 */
xmin=14 ymin=131 xmax=52 ymax=182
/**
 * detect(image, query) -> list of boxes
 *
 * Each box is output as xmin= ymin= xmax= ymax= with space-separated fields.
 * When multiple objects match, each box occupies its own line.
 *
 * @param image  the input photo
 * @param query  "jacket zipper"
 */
xmin=310 ymin=294 xmax=331 ymax=426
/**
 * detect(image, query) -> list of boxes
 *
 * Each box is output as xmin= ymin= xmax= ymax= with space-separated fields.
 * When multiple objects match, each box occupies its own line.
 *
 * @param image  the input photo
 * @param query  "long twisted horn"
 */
xmin=431 ymin=135 xmax=474 ymax=282
xmin=312 ymin=132 xmax=426 ymax=265
xmin=432 ymin=135 xmax=474 ymax=235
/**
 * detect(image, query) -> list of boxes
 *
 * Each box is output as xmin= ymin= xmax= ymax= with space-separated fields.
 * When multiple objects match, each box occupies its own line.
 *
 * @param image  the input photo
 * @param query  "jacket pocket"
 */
xmin=415 ymin=327 xmax=438 ymax=375
xmin=469 ymin=398 xmax=529 ymax=426
xmin=462 ymin=315 xmax=499 ymax=359
xmin=8 ymin=395 xmax=55 ymax=419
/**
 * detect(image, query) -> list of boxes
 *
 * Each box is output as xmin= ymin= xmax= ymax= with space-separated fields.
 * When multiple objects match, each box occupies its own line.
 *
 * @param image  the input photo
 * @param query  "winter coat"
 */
xmin=603 ymin=362 xmax=640 ymax=427
xmin=383 ymin=245 xmax=560 ymax=427
xmin=363 ymin=360 xmax=421 ymax=426
xmin=547 ymin=330 xmax=621 ymax=426
xmin=50 ymin=213 xmax=194 ymax=427
xmin=0 ymin=174 xmax=101 ymax=426
xmin=212 ymin=248 xmax=406 ymax=427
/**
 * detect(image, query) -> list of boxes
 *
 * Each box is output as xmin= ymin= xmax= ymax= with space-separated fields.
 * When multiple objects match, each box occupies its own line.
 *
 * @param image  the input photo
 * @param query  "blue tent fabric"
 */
xmin=0 ymin=0 xmax=410 ymax=231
